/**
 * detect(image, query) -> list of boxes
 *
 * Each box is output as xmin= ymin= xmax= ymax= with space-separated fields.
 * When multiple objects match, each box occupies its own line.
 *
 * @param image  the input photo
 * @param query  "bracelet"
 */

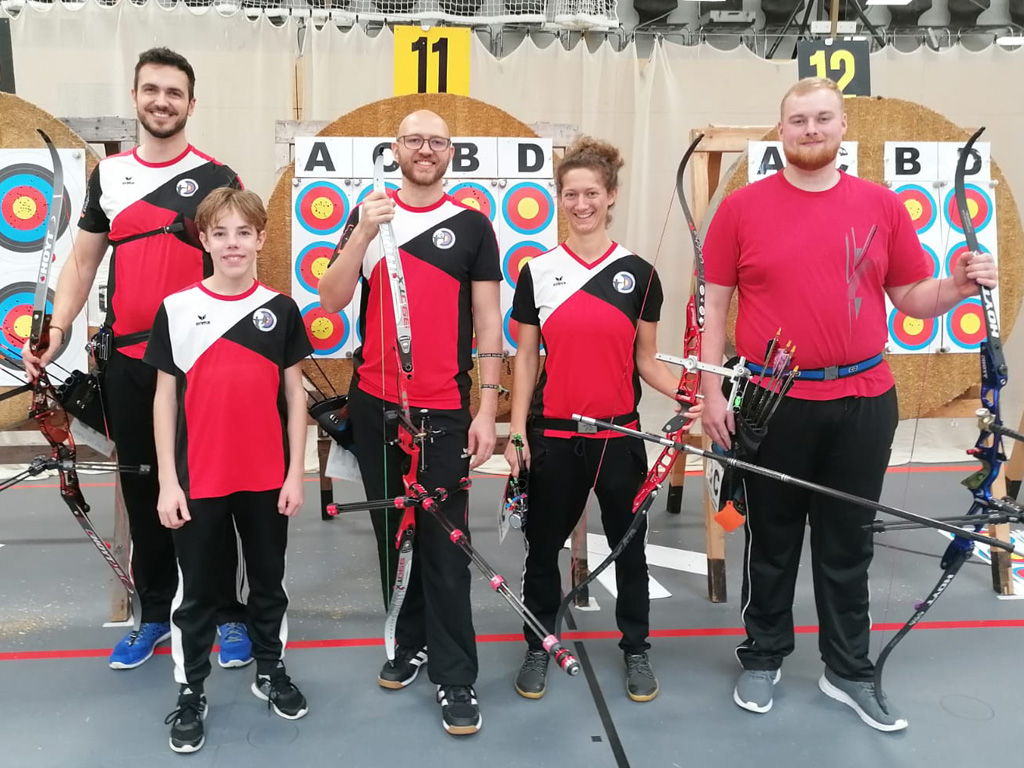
xmin=49 ymin=325 xmax=66 ymax=339
xmin=477 ymin=352 xmax=506 ymax=359
xmin=480 ymin=384 xmax=501 ymax=390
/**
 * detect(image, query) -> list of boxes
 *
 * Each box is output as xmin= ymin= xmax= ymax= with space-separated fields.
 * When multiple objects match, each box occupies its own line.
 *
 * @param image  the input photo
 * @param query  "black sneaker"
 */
xmin=625 ymin=652 xmax=659 ymax=702
xmin=515 ymin=649 xmax=550 ymax=699
xmin=437 ymin=685 xmax=482 ymax=735
xmin=251 ymin=667 xmax=309 ymax=720
xmin=164 ymin=685 xmax=208 ymax=753
xmin=378 ymin=645 xmax=427 ymax=689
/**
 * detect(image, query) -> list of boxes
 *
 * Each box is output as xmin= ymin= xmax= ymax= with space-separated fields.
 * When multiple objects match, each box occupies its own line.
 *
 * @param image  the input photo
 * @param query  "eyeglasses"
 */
xmin=397 ymin=135 xmax=452 ymax=152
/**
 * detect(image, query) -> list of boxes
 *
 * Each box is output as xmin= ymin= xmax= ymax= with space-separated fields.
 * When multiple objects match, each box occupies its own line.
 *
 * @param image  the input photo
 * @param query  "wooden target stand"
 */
xmin=668 ymin=121 xmax=1021 ymax=602
xmin=0 ymin=99 xmax=137 ymax=622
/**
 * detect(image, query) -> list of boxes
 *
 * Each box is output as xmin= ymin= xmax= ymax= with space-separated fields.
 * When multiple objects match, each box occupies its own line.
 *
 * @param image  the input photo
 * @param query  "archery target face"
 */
xmin=295 ymin=241 xmax=336 ymax=294
xmin=895 ymin=184 xmax=937 ymax=234
xmin=502 ymin=182 xmax=554 ymax=235
xmin=0 ymin=163 xmax=73 ymax=254
xmin=503 ymin=306 xmax=520 ymax=350
xmin=921 ymin=244 xmax=941 ymax=279
xmin=301 ymin=301 xmax=349 ymax=356
xmin=0 ymin=277 xmax=86 ymax=385
xmin=888 ymin=308 xmax=939 ymax=352
xmin=945 ymin=298 xmax=987 ymax=350
xmin=295 ymin=181 xmax=349 ymax=236
xmin=449 ymin=182 xmax=497 ymax=221
xmin=502 ymin=240 xmax=546 ymax=289
xmin=943 ymin=184 xmax=993 ymax=235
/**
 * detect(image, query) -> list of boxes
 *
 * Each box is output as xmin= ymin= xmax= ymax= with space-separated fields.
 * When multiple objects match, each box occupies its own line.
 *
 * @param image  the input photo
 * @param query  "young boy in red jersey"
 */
xmin=145 ymin=188 xmax=313 ymax=753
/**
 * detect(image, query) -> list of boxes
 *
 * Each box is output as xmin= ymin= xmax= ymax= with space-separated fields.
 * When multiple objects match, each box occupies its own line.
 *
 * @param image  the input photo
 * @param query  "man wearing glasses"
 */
xmin=319 ymin=110 xmax=503 ymax=735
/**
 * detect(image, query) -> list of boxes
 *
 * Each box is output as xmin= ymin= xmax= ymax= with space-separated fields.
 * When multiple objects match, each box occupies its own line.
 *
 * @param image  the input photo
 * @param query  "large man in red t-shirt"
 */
xmin=700 ymin=78 xmax=997 ymax=733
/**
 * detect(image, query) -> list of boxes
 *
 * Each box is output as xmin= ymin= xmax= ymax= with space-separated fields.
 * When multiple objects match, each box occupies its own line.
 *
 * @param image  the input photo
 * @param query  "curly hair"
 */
xmin=555 ymin=136 xmax=625 ymax=195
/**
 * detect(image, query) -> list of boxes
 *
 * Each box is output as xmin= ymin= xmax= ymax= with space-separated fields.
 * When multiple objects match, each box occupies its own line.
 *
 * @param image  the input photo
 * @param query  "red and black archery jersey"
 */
xmin=512 ymin=243 xmax=663 ymax=439
xmin=78 ymin=145 xmax=242 ymax=359
xmin=342 ymin=192 xmax=501 ymax=410
xmin=144 ymin=282 xmax=313 ymax=500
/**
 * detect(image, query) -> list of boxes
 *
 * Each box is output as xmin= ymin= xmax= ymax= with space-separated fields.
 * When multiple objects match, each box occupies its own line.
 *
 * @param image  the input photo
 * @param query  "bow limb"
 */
xmin=553 ymin=134 xmax=707 ymax=634
xmin=872 ymin=127 xmax=1011 ymax=706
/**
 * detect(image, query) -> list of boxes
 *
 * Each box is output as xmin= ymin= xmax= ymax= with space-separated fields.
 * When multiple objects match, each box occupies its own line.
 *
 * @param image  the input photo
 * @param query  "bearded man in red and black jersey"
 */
xmin=24 ymin=48 xmax=251 ymax=672
xmin=700 ymin=77 xmax=998 ymax=732
xmin=319 ymin=110 xmax=502 ymax=736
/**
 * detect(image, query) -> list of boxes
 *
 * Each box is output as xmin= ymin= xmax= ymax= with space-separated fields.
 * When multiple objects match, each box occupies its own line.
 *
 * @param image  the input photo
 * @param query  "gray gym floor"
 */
xmin=1 ymin=463 xmax=1021 ymax=768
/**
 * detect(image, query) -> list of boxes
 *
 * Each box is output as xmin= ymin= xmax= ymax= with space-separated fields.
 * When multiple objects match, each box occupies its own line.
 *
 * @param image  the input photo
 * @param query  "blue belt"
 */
xmin=746 ymin=352 xmax=884 ymax=382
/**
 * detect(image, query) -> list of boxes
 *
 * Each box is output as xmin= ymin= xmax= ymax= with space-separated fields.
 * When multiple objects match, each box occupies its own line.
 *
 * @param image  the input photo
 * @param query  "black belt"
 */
xmin=113 ymin=331 xmax=151 ymax=349
xmin=109 ymin=221 xmax=185 ymax=248
xmin=747 ymin=353 xmax=884 ymax=382
xmin=531 ymin=412 xmax=637 ymax=435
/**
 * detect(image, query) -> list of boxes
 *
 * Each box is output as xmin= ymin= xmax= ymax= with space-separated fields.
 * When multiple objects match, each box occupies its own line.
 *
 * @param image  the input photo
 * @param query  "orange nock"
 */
xmin=714 ymin=501 xmax=746 ymax=533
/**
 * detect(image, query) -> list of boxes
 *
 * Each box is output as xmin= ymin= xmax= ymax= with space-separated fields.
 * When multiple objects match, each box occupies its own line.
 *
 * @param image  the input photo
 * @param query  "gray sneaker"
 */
xmin=515 ymin=649 xmax=549 ymax=699
xmin=624 ymin=652 xmax=659 ymax=702
xmin=733 ymin=668 xmax=781 ymax=713
xmin=818 ymin=668 xmax=908 ymax=732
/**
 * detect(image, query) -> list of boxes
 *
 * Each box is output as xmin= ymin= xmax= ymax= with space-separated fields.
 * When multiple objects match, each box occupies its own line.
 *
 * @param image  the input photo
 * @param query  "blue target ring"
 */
xmin=502 ymin=182 xmax=554 ymax=236
xmin=0 ymin=283 xmax=53 ymax=372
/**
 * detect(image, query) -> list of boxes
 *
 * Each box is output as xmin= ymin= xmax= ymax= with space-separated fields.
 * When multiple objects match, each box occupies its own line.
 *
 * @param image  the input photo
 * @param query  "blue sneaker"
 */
xmin=217 ymin=622 xmax=253 ymax=668
xmin=109 ymin=622 xmax=171 ymax=670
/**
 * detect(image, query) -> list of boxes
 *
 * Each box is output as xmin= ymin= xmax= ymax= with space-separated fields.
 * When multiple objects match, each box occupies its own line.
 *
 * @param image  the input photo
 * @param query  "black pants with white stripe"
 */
xmin=170 ymin=489 xmax=289 ymax=686
xmin=104 ymin=351 xmax=245 ymax=625
xmin=736 ymin=387 xmax=898 ymax=681
xmin=521 ymin=431 xmax=651 ymax=654
xmin=348 ymin=385 xmax=478 ymax=686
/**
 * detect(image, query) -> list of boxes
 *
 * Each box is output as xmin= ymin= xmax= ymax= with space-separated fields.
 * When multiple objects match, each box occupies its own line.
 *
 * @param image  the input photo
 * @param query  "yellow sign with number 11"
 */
xmin=394 ymin=26 xmax=471 ymax=97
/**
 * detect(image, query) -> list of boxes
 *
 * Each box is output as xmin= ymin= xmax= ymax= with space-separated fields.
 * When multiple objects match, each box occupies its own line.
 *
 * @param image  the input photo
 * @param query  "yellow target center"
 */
xmin=12 ymin=196 xmax=37 ymax=220
xmin=311 ymin=257 xmax=330 ymax=279
xmin=960 ymin=313 xmax=981 ymax=335
xmin=967 ymin=198 xmax=980 ymax=221
xmin=517 ymin=198 xmax=540 ymax=220
xmin=517 ymin=256 xmax=534 ymax=273
xmin=904 ymin=199 xmax=923 ymax=221
xmin=903 ymin=317 xmax=924 ymax=335
xmin=310 ymin=197 xmax=335 ymax=220
xmin=12 ymin=314 xmax=32 ymax=339
xmin=461 ymin=197 xmax=481 ymax=211
xmin=310 ymin=316 xmax=334 ymax=339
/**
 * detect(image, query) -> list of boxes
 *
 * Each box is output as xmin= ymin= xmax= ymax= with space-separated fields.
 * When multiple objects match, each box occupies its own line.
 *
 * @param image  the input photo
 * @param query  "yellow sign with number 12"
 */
xmin=394 ymin=26 xmax=470 ymax=96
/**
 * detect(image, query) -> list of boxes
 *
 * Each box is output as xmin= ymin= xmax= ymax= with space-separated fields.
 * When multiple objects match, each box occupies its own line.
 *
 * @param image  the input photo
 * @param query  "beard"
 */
xmin=138 ymin=109 xmax=189 ymax=141
xmin=784 ymin=140 xmax=839 ymax=172
xmin=397 ymin=153 xmax=449 ymax=187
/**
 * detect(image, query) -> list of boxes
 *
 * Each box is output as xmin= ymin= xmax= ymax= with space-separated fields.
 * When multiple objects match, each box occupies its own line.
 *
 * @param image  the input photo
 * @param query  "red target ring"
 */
xmin=295 ymin=241 xmax=335 ymax=294
xmin=502 ymin=241 xmax=546 ymax=288
xmin=502 ymin=182 xmax=554 ymax=235
xmin=887 ymin=308 xmax=938 ymax=352
xmin=0 ymin=163 xmax=73 ymax=253
xmin=295 ymin=182 xmax=348 ymax=236
xmin=301 ymin=302 xmax=348 ymax=355
xmin=945 ymin=241 xmax=990 ymax=279
xmin=449 ymin=183 xmax=496 ymax=221
xmin=945 ymin=299 xmax=986 ymax=350
xmin=944 ymin=184 xmax=992 ymax=234
xmin=895 ymin=184 xmax=936 ymax=234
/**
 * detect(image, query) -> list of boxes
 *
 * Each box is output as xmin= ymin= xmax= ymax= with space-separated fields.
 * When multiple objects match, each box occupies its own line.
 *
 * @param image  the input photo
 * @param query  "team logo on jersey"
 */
xmin=196 ymin=314 xmax=210 ymax=327
xmin=432 ymin=227 xmax=456 ymax=249
xmin=253 ymin=308 xmax=277 ymax=332
xmin=176 ymin=178 xmax=199 ymax=198
xmin=122 ymin=176 xmax=134 ymax=186
xmin=612 ymin=271 xmax=636 ymax=294
xmin=553 ymin=275 xmax=566 ymax=287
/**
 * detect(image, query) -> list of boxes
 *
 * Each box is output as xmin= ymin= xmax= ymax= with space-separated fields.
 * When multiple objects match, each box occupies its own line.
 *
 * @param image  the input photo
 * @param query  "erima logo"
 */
xmin=553 ymin=275 xmax=566 ymax=287
xmin=196 ymin=314 xmax=210 ymax=326
xmin=252 ymin=308 xmax=277 ymax=332
xmin=123 ymin=176 xmax=134 ymax=186
xmin=612 ymin=271 xmax=635 ymax=294
xmin=432 ymin=227 xmax=456 ymax=249
xmin=176 ymin=178 xmax=198 ymax=198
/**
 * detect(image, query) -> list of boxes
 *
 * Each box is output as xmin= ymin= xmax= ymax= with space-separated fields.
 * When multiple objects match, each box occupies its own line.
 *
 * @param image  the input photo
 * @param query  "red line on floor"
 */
xmin=4 ymin=618 xmax=1023 ymax=662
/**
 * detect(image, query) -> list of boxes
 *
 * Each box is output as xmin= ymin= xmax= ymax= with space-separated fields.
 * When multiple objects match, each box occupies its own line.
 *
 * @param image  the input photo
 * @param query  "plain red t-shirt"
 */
xmin=704 ymin=171 xmax=932 ymax=400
